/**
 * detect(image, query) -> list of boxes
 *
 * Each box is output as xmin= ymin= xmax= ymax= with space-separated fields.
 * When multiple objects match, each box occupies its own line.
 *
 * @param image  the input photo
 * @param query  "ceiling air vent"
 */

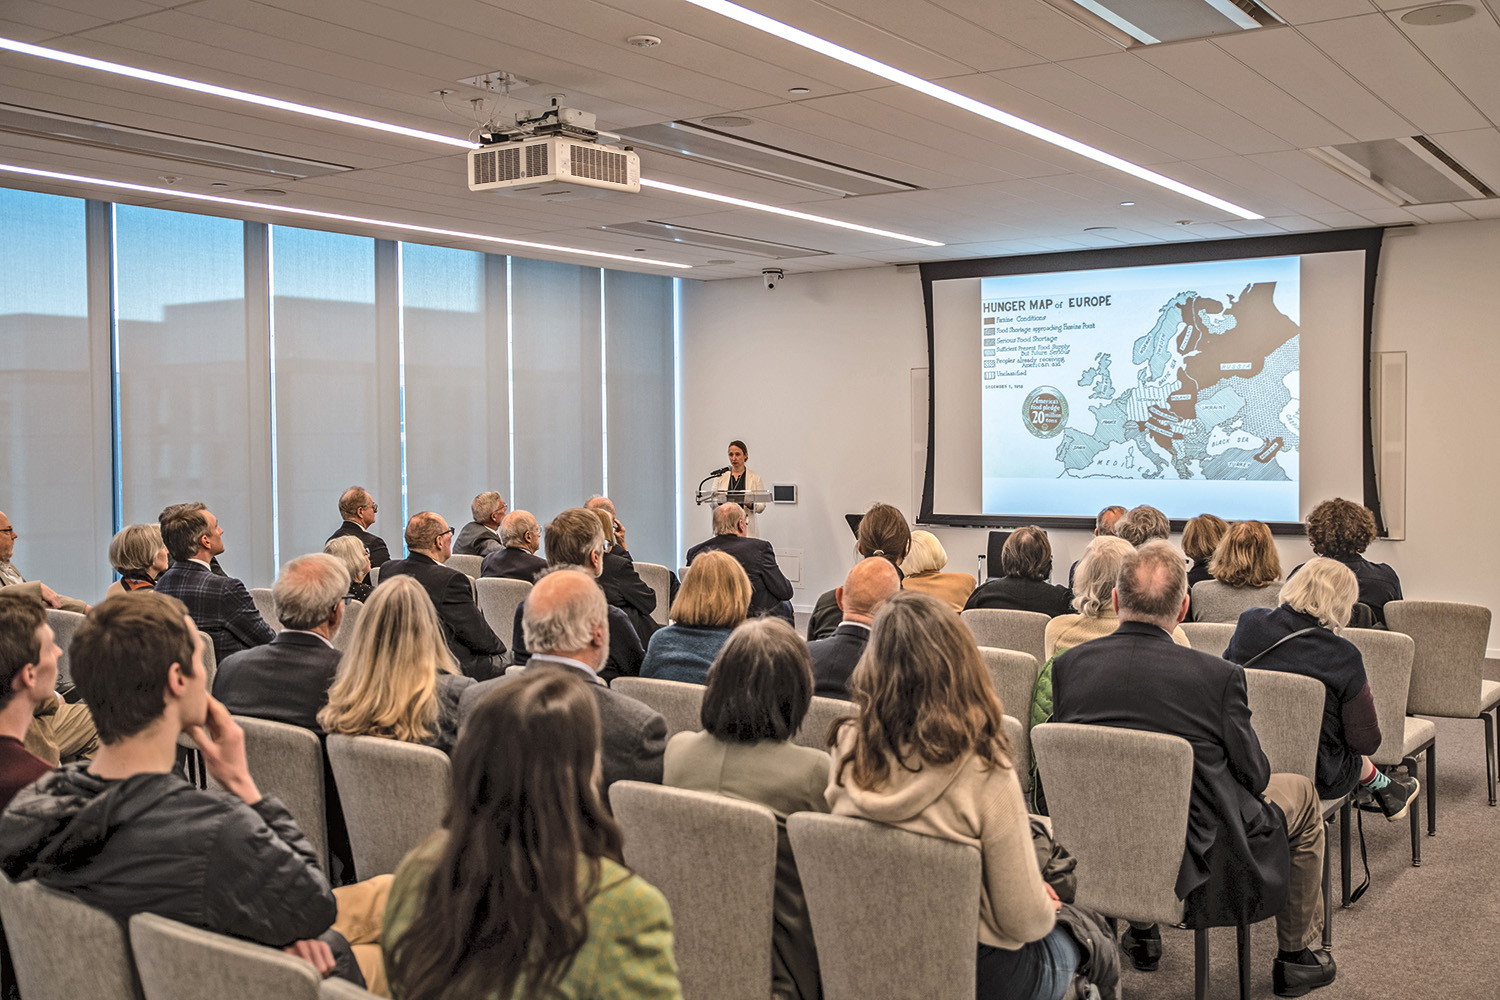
xmin=1050 ymin=0 xmax=1282 ymax=45
xmin=1308 ymin=136 xmax=1494 ymax=206
xmin=598 ymin=221 xmax=827 ymax=260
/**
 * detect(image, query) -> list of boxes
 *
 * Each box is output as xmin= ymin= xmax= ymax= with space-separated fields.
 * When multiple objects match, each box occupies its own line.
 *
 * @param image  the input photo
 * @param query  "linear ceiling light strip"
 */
xmin=679 ymin=0 xmax=1263 ymax=221
xmin=640 ymin=178 xmax=943 ymax=245
xmin=0 ymin=162 xmax=691 ymax=268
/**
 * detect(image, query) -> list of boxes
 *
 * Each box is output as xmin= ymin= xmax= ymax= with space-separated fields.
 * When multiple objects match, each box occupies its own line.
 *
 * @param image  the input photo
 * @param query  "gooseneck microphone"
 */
xmin=709 ymin=466 xmax=731 ymax=476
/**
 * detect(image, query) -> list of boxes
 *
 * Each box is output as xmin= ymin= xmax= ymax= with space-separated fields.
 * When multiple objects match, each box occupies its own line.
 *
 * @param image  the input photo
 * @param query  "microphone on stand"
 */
xmin=709 ymin=466 xmax=731 ymax=476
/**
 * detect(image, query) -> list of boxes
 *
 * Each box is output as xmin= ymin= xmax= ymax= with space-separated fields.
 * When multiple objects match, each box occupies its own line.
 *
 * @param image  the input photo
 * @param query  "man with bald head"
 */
xmin=480 ymin=510 xmax=547 ymax=583
xmin=685 ymin=502 xmax=794 ymax=623
xmin=458 ymin=568 xmax=665 ymax=797
xmin=326 ymin=486 xmax=391 ymax=569
xmin=808 ymin=557 xmax=902 ymax=698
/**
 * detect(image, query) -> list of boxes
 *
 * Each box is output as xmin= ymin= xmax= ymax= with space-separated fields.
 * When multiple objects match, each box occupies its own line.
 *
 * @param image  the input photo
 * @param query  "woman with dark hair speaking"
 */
xmin=714 ymin=439 xmax=767 ymax=537
xmin=383 ymin=668 xmax=683 ymax=1000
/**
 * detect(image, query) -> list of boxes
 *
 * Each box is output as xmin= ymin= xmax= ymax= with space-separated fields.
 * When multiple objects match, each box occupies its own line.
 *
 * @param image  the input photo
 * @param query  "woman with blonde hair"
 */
xmin=900 ymin=530 xmax=975 ymax=610
xmin=1190 ymin=520 xmax=1282 ymax=623
xmin=318 ymin=575 xmax=473 ymax=754
xmin=324 ymin=534 xmax=373 ymax=602
xmin=104 ymin=524 xmax=169 ymax=598
xmin=1224 ymin=557 xmax=1418 ymax=820
xmin=641 ymin=550 xmax=751 ymax=684
xmin=828 ymin=591 xmax=1084 ymax=1000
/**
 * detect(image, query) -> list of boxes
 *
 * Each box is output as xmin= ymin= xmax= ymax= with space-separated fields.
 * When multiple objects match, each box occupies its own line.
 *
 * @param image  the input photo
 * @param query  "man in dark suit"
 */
xmin=379 ymin=512 xmax=505 ymax=681
xmin=480 ymin=510 xmax=548 ymax=582
xmin=586 ymin=496 xmax=659 ymax=648
xmin=215 ymin=553 xmax=346 ymax=731
xmin=1052 ymin=541 xmax=1333 ymax=998
xmin=685 ymin=503 xmax=794 ymax=623
xmin=458 ymin=568 xmax=665 ymax=800
xmin=809 ymin=557 xmax=900 ymax=698
xmin=326 ymin=486 xmax=391 ymax=569
xmin=154 ymin=503 xmax=274 ymax=664
xmin=453 ymin=491 xmax=506 ymax=558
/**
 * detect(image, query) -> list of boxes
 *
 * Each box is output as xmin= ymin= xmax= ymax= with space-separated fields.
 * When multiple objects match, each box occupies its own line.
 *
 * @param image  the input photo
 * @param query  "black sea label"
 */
xmin=1023 ymin=386 xmax=1068 ymax=439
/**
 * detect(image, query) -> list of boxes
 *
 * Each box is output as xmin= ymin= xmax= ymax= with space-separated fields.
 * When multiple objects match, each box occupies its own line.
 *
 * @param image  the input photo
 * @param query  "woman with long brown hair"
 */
xmin=383 ymin=667 xmax=682 ymax=1000
xmin=828 ymin=591 xmax=1080 ymax=1000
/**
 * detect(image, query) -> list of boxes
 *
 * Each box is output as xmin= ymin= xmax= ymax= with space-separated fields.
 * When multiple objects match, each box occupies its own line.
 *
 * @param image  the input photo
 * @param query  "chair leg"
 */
xmin=1321 ymin=823 xmax=1333 ymax=950
xmin=1484 ymin=711 xmax=1497 ymax=807
xmin=1339 ymin=799 xmax=1352 ymax=908
xmin=1236 ymin=923 xmax=1252 ymax=1000
xmin=1404 ymin=754 xmax=1421 ymax=866
xmin=1194 ymin=927 xmax=1210 ymax=1000
xmin=1426 ymin=743 xmax=1437 ymax=835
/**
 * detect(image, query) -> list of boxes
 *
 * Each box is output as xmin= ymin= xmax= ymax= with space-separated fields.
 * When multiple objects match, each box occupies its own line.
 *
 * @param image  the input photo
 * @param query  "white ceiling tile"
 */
xmin=927 ymin=0 xmax=1123 ymax=62
xmin=1404 ymin=202 xmax=1480 ymax=222
xmin=1429 ymin=128 xmax=1500 ymax=191
xmin=1393 ymin=5 xmax=1500 ymax=124
xmin=1460 ymin=197 xmax=1500 ymax=219
xmin=1267 ymin=0 xmax=1382 ymax=23
xmin=0 ymin=0 xmax=114 ymax=35
xmin=1247 ymin=149 xmax=1406 ymax=211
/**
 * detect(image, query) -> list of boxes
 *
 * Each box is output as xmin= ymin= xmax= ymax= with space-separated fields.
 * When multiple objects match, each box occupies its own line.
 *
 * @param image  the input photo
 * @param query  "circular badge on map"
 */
xmin=1022 ymin=387 xmax=1069 ymax=438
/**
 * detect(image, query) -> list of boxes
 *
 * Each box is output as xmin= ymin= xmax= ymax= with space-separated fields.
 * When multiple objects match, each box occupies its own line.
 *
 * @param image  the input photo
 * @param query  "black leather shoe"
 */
xmin=1120 ymin=924 xmax=1161 ymax=972
xmin=1273 ymin=949 xmax=1337 ymax=997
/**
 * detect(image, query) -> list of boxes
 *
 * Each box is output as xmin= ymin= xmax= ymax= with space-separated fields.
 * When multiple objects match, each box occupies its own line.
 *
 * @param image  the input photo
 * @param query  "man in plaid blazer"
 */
xmin=154 ymin=503 xmax=273 ymax=665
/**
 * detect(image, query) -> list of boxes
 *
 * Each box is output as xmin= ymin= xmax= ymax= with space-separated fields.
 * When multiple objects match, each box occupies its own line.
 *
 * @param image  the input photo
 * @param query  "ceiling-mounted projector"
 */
xmin=467 ymin=99 xmax=640 ymax=198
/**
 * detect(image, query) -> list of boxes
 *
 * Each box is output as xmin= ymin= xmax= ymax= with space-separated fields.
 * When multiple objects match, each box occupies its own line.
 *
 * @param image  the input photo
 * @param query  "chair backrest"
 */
xmin=367 ymin=564 xmax=380 ymax=587
xmin=197 ymin=630 xmax=217 ymax=691
xmin=788 ymin=813 xmax=980 ymax=1000
xmin=1001 ymin=714 xmax=1028 ymax=791
xmin=984 ymin=531 xmax=1010 ymax=579
xmin=612 ymin=782 xmax=778 ymax=1000
xmin=1181 ymin=621 xmax=1236 ymax=657
xmin=978 ymin=647 xmax=1038 ymax=788
xmin=250 ymin=587 xmax=284 ymax=632
xmin=221 ymin=716 xmax=328 ymax=873
xmin=1385 ymin=599 xmax=1492 ymax=718
xmin=0 ymin=876 xmax=141 ymax=1000
xmin=319 ymin=980 xmax=382 ymax=999
xmin=610 ymin=676 xmax=704 ymax=738
xmin=1031 ymin=723 xmax=1193 ymax=925
xmin=324 ymin=735 xmax=450 ymax=878
xmin=332 ymin=598 xmax=362 ymax=651
xmin=1243 ymin=668 xmax=1326 ymax=782
xmin=635 ymin=561 xmax=672 ymax=626
xmin=791 ymin=695 xmax=856 ymax=750
xmin=1343 ymin=629 xmax=1417 ymax=767
xmin=473 ymin=577 xmax=531 ymax=639
xmin=960 ymin=608 xmax=1048 ymax=665
xmin=44 ymin=608 xmax=86 ymax=686
xmin=445 ymin=553 xmax=482 ymax=580
xmin=129 ymin=912 xmax=320 ymax=1000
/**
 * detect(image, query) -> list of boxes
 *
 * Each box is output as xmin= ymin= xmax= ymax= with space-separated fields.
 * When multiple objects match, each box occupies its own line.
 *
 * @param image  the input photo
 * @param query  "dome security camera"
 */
xmin=762 ymin=268 xmax=784 ymax=290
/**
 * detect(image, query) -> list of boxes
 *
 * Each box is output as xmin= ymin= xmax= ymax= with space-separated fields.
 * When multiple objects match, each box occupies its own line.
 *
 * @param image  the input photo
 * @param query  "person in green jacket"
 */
xmin=383 ymin=667 xmax=683 ymax=1000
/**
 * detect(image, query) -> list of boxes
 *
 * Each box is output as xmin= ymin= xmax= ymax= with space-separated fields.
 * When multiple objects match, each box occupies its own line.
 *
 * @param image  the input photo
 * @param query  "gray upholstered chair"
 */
xmin=1034 ymin=722 xmax=1252 ymax=1000
xmin=332 ymin=598 xmax=362 ymax=651
xmin=324 ymin=734 xmax=450 ymax=878
xmin=43 ymin=608 xmax=85 ymax=687
xmin=960 ymin=608 xmax=1048 ymax=665
xmin=612 ymin=782 xmax=778 ymax=1000
xmin=175 ymin=630 xmax=219 ymax=788
xmin=217 ymin=716 xmax=329 ymax=874
xmin=1181 ymin=621 xmax=1236 ymax=657
xmin=504 ymin=663 xmax=525 ymax=677
xmin=473 ymin=576 xmax=531 ymax=640
xmin=788 ymin=812 xmax=980 ymax=1000
xmin=610 ymin=676 xmax=704 ymax=738
xmin=445 ymin=553 xmax=482 ymax=579
xmin=129 ymin=912 xmax=320 ymax=1000
xmin=979 ymin=646 xmax=1039 ymax=789
xmin=635 ymin=561 xmax=673 ymax=626
xmin=791 ymin=695 xmax=855 ymax=750
xmin=250 ymin=587 xmax=283 ymax=632
xmin=1002 ymin=714 xmax=1027 ymax=791
xmin=197 ymin=630 xmax=217 ymax=690
xmin=1386 ymin=600 xmax=1499 ymax=809
xmin=367 ymin=564 xmax=380 ymax=587
xmin=1345 ymin=628 xmax=1431 ymax=864
xmin=0 ymin=876 xmax=141 ymax=1000
xmin=320 ymin=980 xmax=383 ymax=999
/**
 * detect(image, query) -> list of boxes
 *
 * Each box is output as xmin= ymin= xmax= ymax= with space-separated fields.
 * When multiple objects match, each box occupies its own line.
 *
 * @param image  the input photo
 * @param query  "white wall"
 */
xmin=680 ymin=219 xmax=1500 ymax=650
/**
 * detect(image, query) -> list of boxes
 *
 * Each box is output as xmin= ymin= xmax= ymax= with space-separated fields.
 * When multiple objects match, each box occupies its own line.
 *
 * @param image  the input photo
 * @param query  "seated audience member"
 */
xmin=216 ymin=554 xmax=349 ymax=732
xmin=104 ymin=523 xmax=169 ymax=598
xmin=641 ymin=551 xmax=749 ymax=685
xmin=964 ymin=526 xmax=1072 ymax=618
xmin=807 ymin=557 xmax=901 ymax=699
xmin=900 ymin=530 xmax=975 ymax=610
xmin=0 ymin=509 xmax=88 ymax=612
xmin=507 ymin=509 xmax=645 ymax=681
xmin=807 ymin=503 xmax=910 ymax=640
xmin=1044 ymin=537 xmax=1189 ymax=660
xmin=461 ymin=569 xmax=666 ymax=796
xmin=0 ymin=595 xmax=59 ymax=810
xmin=590 ymin=505 xmax=659 ymax=648
xmin=1182 ymin=514 xmax=1228 ymax=590
xmin=452 ymin=491 xmax=506 ymax=558
xmin=385 ymin=669 xmax=682 ymax=1000
xmin=1052 ymin=542 xmax=1334 ymax=996
xmin=319 ymin=575 xmax=473 ymax=755
xmin=686 ymin=503 xmax=794 ymax=624
xmin=665 ymin=617 xmax=828 ymax=1000
xmin=154 ymin=502 xmax=274 ymax=664
xmin=1191 ymin=520 xmax=1283 ymax=623
xmin=324 ymin=535 xmax=373 ymax=602
xmin=1294 ymin=498 xmax=1402 ymax=626
xmin=380 ymin=511 xmax=505 ymax=681
xmin=1114 ymin=505 xmax=1170 ymax=548
xmin=586 ymin=494 xmax=680 ymax=606
xmin=326 ymin=486 xmax=391 ymax=569
xmin=479 ymin=510 xmax=548 ymax=583
xmin=1225 ymin=557 xmax=1419 ymax=820
xmin=0 ymin=592 xmax=381 ymax=988
xmin=828 ymin=591 xmax=1083 ymax=1000
xmin=1067 ymin=505 xmax=1127 ymax=589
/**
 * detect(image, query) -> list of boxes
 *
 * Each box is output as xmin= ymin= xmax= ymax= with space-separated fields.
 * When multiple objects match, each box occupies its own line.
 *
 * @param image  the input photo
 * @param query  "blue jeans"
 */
xmin=976 ymin=926 xmax=1082 ymax=1000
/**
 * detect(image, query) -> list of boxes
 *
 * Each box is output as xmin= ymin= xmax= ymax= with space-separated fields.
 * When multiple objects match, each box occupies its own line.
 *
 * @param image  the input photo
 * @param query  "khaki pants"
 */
xmin=332 ymin=874 xmax=392 ymax=997
xmin=1264 ymin=773 xmax=1324 ymax=951
xmin=24 ymin=698 xmax=99 ymax=766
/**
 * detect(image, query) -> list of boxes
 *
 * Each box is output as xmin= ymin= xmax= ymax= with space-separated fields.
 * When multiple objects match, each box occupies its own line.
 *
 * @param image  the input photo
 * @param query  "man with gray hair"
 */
xmin=1052 ymin=541 xmax=1334 ymax=996
xmin=585 ymin=495 xmax=659 ymax=648
xmin=326 ymin=486 xmax=391 ymax=569
xmin=685 ymin=502 xmax=794 ymax=623
xmin=453 ymin=491 xmax=506 ymax=558
xmin=458 ymin=569 xmax=665 ymax=797
xmin=216 ymin=554 xmax=349 ymax=732
xmin=1114 ymin=504 xmax=1171 ymax=548
xmin=480 ymin=510 xmax=547 ymax=582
